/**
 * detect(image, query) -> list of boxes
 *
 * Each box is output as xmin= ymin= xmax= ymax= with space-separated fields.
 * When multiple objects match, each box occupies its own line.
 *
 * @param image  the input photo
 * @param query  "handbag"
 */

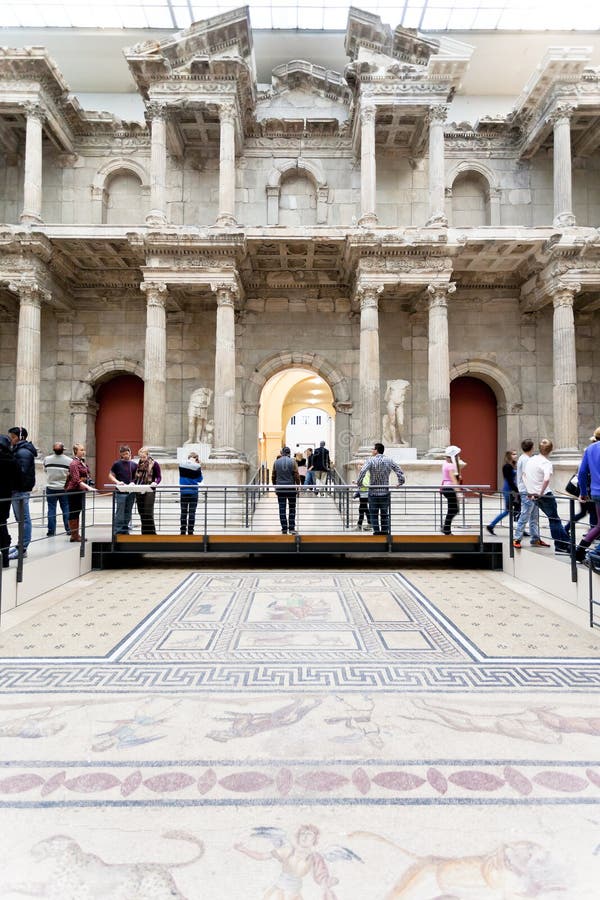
xmin=564 ymin=474 xmax=579 ymax=497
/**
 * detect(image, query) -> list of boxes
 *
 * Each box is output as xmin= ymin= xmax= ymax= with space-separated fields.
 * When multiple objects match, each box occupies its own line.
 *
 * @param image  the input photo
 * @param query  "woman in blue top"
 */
xmin=179 ymin=451 xmax=203 ymax=535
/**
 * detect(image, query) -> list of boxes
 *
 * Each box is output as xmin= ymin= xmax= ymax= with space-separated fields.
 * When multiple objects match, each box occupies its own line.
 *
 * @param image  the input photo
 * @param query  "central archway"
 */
xmin=244 ymin=352 xmax=353 ymax=472
xmin=258 ymin=369 xmax=335 ymax=469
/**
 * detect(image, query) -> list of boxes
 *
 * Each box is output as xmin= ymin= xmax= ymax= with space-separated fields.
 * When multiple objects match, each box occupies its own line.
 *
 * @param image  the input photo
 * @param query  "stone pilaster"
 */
xmin=551 ymin=284 xmax=580 ymax=453
xmin=550 ymin=104 xmax=576 ymax=228
xmin=9 ymin=280 xmax=48 ymax=440
xmin=216 ymin=102 xmax=237 ymax=227
xmin=141 ymin=281 xmax=168 ymax=451
xmin=20 ymin=102 xmax=45 ymax=224
xmin=211 ymin=283 xmax=238 ymax=457
xmin=146 ymin=102 xmax=168 ymax=226
xmin=357 ymin=284 xmax=383 ymax=450
xmin=426 ymin=282 xmax=455 ymax=455
xmin=358 ymin=100 xmax=378 ymax=227
xmin=426 ymin=106 xmax=448 ymax=227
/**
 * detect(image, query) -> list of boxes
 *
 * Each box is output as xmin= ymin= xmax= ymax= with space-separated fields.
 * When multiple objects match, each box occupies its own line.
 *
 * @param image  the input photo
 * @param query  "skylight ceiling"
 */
xmin=1 ymin=0 xmax=598 ymax=32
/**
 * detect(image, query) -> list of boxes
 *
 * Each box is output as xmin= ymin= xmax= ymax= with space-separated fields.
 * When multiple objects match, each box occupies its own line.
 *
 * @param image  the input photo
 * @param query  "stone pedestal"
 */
xmin=157 ymin=457 xmax=249 ymax=486
xmin=386 ymin=447 xmax=418 ymax=462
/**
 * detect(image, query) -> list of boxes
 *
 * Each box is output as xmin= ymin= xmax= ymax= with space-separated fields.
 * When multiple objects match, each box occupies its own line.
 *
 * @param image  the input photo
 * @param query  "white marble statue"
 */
xmin=186 ymin=387 xmax=213 ymax=444
xmin=382 ymin=379 xmax=409 ymax=446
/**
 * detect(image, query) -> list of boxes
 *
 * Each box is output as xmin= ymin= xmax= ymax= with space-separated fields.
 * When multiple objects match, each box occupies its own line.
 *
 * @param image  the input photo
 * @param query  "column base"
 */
xmin=144 ymin=445 xmax=171 ymax=459
xmin=425 ymin=214 xmax=448 ymax=227
xmin=424 ymin=448 xmax=447 ymax=459
xmin=357 ymin=213 xmax=378 ymax=228
xmin=209 ymin=446 xmax=243 ymax=460
xmin=553 ymin=213 xmax=576 ymax=227
xmin=19 ymin=212 xmax=43 ymax=225
xmin=146 ymin=211 xmax=168 ymax=227
xmin=550 ymin=447 xmax=580 ymax=460
xmin=215 ymin=214 xmax=238 ymax=227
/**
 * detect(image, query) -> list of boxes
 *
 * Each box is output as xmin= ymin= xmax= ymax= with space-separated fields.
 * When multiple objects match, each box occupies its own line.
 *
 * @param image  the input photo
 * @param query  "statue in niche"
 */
xmin=382 ymin=379 xmax=410 ymax=446
xmin=186 ymin=387 xmax=213 ymax=444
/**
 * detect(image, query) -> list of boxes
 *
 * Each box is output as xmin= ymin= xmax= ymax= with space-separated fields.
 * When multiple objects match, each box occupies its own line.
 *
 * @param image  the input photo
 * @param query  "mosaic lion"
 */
xmin=350 ymin=833 xmax=565 ymax=899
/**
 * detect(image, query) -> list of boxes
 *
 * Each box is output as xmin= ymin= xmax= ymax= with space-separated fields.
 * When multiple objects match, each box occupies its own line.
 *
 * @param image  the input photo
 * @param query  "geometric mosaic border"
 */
xmin=1 ymin=572 xmax=599 ymax=694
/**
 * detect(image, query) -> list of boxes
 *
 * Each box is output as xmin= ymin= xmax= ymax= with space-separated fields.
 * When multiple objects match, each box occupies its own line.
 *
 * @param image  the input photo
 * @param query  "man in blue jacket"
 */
xmin=8 ymin=425 xmax=37 ymax=559
xmin=576 ymin=426 xmax=600 ymax=562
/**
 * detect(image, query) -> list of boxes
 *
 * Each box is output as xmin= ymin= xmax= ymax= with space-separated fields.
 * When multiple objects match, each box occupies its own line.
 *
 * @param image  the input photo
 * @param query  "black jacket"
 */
xmin=311 ymin=446 xmax=330 ymax=472
xmin=13 ymin=439 xmax=38 ymax=492
xmin=0 ymin=450 xmax=20 ymax=508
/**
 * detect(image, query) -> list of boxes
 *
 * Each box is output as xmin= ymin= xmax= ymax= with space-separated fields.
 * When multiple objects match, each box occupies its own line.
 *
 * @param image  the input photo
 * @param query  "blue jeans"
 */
xmin=368 ymin=492 xmax=391 ymax=534
xmin=46 ymin=487 xmax=70 ymax=534
xmin=11 ymin=492 xmax=32 ymax=549
xmin=114 ymin=492 xmax=135 ymax=535
xmin=489 ymin=489 xmax=512 ymax=530
xmin=304 ymin=470 xmax=315 ymax=487
xmin=514 ymin=491 xmax=540 ymax=543
xmin=536 ymin=493 xmax=570 ymax=552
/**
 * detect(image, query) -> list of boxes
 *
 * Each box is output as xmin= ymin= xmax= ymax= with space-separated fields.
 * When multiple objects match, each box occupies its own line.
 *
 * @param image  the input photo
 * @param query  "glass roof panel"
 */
xmin=0 ymin=0 xmax=597 ymax=31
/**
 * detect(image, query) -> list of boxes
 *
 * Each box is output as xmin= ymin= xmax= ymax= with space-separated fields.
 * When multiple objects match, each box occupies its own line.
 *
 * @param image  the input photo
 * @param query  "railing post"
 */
xmin=111 ymin=490 xmax=116 ymax=551
xmin=203 ymin=489 xmax=208 ymax=552
xmin=569 ymin=497 xmax=577 ymax=583
xmin=80 ymin=493 xmax=86 ymax=558
xmin=509 ymin=500 xmax=514 ymax=559
xmin=479 ymin=492 xmax=484 ymax=551
xmin=16 ymin=497 xmax=25 ymax=583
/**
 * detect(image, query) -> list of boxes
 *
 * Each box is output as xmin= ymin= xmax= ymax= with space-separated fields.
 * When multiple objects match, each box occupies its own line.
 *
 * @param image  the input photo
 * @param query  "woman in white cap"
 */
xmin=441 ymin=445 xmax=464 ymax=535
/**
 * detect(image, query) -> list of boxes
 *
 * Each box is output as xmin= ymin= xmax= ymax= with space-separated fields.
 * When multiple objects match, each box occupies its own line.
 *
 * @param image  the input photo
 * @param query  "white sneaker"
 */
xmin=8 ymin=547 xmax=26 ymax=559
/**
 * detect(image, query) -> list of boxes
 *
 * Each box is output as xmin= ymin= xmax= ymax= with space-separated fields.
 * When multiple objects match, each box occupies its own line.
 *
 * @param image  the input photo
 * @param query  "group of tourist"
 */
xmin=0 ymin=428 xmax=97 ymax=566
xmin=484 ymin=433 xmax=600 ymax=564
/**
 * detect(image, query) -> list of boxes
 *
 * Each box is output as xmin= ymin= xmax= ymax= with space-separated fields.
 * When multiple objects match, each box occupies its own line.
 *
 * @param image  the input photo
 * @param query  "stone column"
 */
xmin=146 ymin=102 xmax=168 ymax=225
xmin=20 ymin=102 xmax=45 ymax=224
xmin=552 ymin=284 xmax=580 ymax=452
xmin=550 ymin=104 xmax=576 ymax=227
xmin=357 ymin=284 xmax=383 ymax=450
xmin=358 ymin=99 xmax=378 ymax=227
xmin=427 ymin=106 xmax=448 ymax=226
xmin=211 ymin=283 xmax=238 ymax=457
xmin=9 ymin=280 xmax=46 ymax=440
xmin=217 ymin=102 xmax=237 ymax=226
xmin=141 ymin=281 xmax=168 ymax=451
xmin=426 ymin=282 xmax=455 ymax=454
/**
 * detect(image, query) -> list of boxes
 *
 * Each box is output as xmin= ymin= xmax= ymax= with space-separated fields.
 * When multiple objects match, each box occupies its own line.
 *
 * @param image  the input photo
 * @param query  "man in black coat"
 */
xmin=0 ymin=434 xmax=20 ymax=567
xmin=8 ymin=426 xmax=37 ymax=559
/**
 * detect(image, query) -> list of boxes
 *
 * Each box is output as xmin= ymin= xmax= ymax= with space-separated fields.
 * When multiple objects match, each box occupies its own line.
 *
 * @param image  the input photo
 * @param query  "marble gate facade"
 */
xmin=0 ymin=6 xmax=599 ymax=484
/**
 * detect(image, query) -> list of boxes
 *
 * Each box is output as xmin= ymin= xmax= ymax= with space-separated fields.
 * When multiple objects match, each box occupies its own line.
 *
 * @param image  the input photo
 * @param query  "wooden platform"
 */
xmin=92 ymin=532 xmax=501 ymax=569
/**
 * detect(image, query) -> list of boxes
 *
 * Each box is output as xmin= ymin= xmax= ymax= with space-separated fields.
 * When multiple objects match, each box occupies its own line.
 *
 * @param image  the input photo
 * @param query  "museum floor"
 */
xmin=0 ymin=560 xmax=599 ymax=899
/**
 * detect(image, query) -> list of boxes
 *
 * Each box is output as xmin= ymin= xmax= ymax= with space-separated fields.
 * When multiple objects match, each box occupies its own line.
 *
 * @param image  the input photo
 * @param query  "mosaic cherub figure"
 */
xmin=234 ymin=825 xmax=362 ymax=900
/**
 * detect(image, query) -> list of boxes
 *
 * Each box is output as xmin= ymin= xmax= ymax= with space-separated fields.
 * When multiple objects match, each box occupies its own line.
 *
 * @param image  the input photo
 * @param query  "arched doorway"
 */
xmin=450 ymin=376 xmax=498 ymax=490
xmin=95 ymin=374 xmax=144 ymax=488
xmin=258 ymin=369 xmax=335 ymax=472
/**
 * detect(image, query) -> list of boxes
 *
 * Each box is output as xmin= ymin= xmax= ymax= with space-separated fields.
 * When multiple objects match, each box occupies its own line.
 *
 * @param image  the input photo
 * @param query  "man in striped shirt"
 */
xmin=356 ymin=443 xmax=405 ymax=535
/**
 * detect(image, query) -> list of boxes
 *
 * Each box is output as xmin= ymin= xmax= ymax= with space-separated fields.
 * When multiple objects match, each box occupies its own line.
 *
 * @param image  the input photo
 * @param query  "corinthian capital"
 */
xmin=212 ymin=282 xmax=238 ymax=306
xmin=427 ymin=282 xmax=456 ymax=308
xmin=359 ymin=100 xmax=376 ymax=126
xmin=146 ymin=101 xmax=168 ymax=122
xmin=141 ymin=281 xmax=168 ymax=306
xmin=356 ymin=283 xmax=383 ymax=310
xmin=551 ymin=284 xmax=581 ymax=308
xmin=219 ymin=101 xmax=236 ymax=125
xmin=8 ymin=279 xmax=49 ymax=306
xmin=547 ymin=102 xmax=575 ymax=127
xmin=22 ymin=101 xmax=46 ymax=123
xmin=427 ymin=105 xmax=447 ymax=125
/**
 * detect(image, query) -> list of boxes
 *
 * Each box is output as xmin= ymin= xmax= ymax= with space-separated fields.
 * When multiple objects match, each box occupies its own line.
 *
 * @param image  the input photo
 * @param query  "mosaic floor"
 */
xmin=1 ymin=566 xmax=599 ymax=898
